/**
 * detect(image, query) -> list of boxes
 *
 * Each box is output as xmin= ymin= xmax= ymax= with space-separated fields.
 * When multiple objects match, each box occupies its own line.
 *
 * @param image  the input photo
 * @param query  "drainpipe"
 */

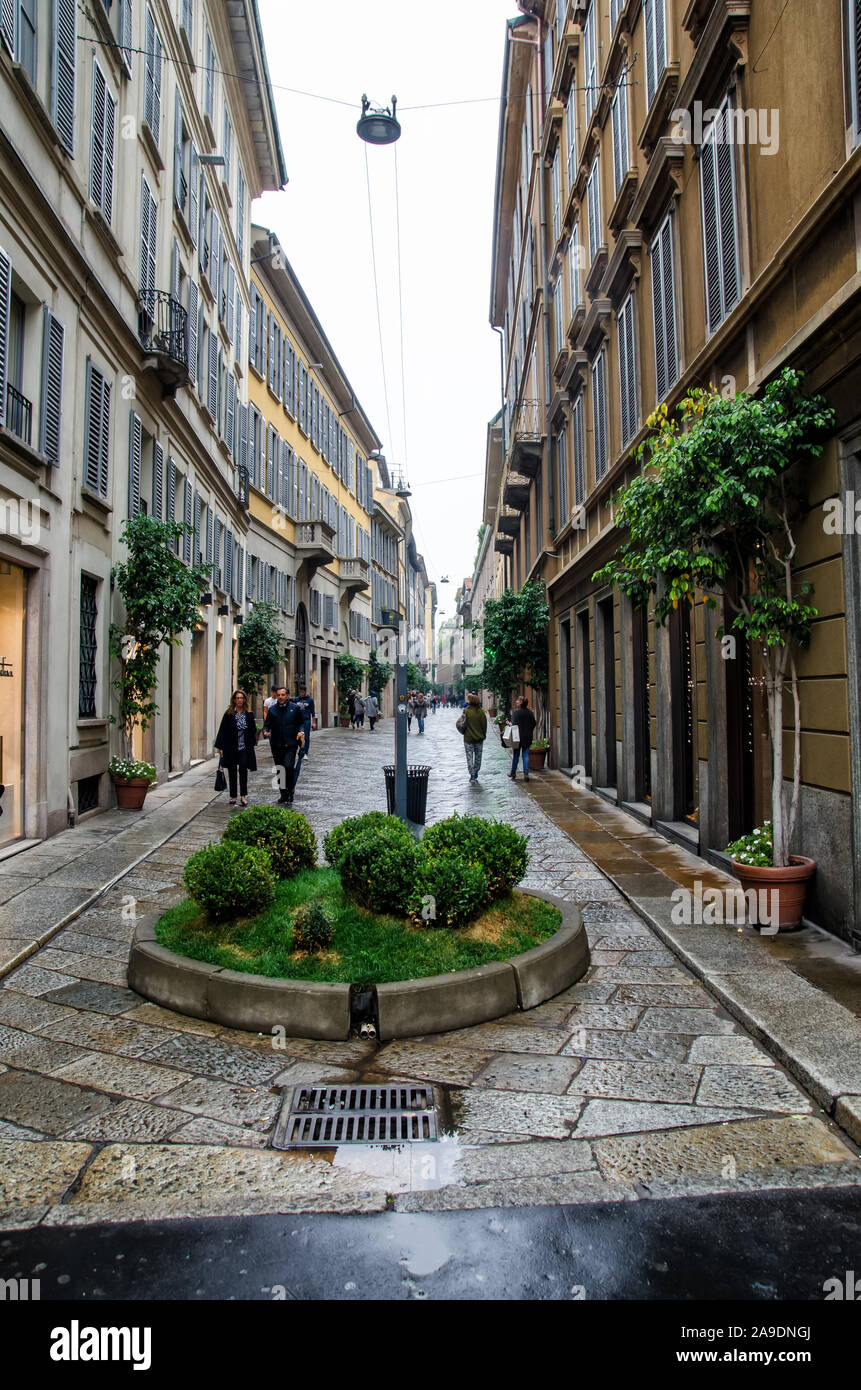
xmin=536 ymin=14 xmax=556 ymax=542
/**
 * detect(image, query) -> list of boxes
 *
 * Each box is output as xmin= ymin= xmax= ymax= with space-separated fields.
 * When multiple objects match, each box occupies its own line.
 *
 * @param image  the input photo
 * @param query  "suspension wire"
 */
xmin=393 ymin=142 xmax=409 ymax=487
xmin=364 ymin=142 xmax=395 ymax=460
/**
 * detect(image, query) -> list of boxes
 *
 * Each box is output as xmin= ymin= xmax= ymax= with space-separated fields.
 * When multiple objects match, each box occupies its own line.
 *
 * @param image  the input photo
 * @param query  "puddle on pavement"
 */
xmin=287 ymin=1132 xmax=467 ymax=1195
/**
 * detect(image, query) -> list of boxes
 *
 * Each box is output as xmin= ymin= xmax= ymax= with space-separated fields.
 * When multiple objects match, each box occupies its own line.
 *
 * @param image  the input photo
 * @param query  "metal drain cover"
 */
xmin=274 ymin=1083 xmax=438 ymax=1148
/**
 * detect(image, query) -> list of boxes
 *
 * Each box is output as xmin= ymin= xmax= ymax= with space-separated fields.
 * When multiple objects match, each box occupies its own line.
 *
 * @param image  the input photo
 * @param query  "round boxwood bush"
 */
xmin=222 ymin=805 xmax=316 ymax=879
xmin=291 ymin=902 xmax=335 ymax=954
xmin=421 ymin=814 xmax=529 ymax=897
xmin=339 ymin=824 xmax=420 ymax=917
xmin=323 ymin=811 xmax=411 ymax=869
xmin=408 ymin=855 xmax=490 ymax=930
xmin=183 ymin=842 xmax=275 ymax=923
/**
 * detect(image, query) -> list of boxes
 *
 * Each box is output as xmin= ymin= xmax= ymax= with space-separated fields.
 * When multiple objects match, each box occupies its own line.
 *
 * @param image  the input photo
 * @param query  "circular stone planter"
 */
xmin=127 ymin=889 xmax=590 ymax=1042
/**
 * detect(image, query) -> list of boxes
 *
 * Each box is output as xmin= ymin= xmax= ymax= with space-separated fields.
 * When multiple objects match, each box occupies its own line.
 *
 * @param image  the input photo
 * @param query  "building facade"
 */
xmin=486 ymin=0 xmax=861 ymax=939
xmin=0 ymin=0 xmax=284 ymax=845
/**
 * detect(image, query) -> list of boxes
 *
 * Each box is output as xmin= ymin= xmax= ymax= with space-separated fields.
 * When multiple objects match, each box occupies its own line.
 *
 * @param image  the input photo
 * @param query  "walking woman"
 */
xmin=508 ymin=695 xmax=537 ymax=781
xmin=365 ymin=689 xmax=379 ymax=731
xmin=214 ymin=689 xmax=259 ymax=808
xmin=460 ymin=691 xmax=488 ymax=783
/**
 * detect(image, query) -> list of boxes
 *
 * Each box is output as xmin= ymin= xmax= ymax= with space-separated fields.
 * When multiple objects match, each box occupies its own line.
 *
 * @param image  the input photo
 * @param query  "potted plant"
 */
xmin=529 ymin=738 xmax=549 ymax=771
xmin=109 ymin=513 xmax=212 ymax=810
xmin=593 ymin=368 xmax=833 ymax=931
xmin=335 ymin=652 xmax=366 ymax=727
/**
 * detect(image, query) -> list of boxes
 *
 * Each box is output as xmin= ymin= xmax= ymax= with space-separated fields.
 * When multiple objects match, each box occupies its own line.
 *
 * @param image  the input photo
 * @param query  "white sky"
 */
xmin=254 ymin=0 xmax=516 ymax=622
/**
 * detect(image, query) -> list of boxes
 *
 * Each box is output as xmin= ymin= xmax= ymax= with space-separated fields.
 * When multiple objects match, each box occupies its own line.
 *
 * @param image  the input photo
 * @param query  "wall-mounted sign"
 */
xmin=0 ymin=658 xmax=13 ymax=678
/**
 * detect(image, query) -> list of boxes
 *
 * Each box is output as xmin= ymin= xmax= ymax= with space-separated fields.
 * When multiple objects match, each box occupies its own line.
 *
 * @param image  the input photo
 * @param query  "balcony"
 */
xmin=494 ymin=532 xmax=515 ymax=556
xmin=138 ymin=290 xmax=189 ymax=396
xmin=507 ymin=397 xmax=545 ymax=477
xmin=497 ymin=510 xmax=521 ymax=536
xmin=340 ymin=556 xmax=370 ymax=592
xmin=295 ymin=519 xmax=336 ymax=579
xmin=502 ymin=472 xmax=531 ymax=510
xmin=5 ymin=384 xmax=32 ymax=446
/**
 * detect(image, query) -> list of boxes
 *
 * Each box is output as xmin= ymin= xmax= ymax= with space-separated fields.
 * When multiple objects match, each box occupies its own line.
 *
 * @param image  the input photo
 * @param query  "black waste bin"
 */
xmin=383 ymin=765 xmax=431 ymax=824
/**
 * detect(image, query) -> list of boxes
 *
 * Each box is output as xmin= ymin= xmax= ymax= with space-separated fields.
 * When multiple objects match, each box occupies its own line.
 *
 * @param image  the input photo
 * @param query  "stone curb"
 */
xmin=128 ymin=892 xmax=589 ymax=1042
xmin=0 ymin=781 xmax=220 ymax=982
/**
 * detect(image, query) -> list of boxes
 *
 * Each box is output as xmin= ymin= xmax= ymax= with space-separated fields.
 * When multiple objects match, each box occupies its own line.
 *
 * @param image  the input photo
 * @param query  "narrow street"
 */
xmin=0 ymin=708 xmax=858 ymax=1271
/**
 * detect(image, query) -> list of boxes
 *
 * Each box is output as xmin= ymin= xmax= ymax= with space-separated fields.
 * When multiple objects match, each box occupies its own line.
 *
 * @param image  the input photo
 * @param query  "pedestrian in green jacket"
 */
xmin=459 ymin=692 xmax=488 ymax=783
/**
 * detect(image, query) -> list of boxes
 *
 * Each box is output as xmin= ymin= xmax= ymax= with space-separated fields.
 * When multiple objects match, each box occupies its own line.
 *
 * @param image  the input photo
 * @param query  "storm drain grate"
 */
xmin=274 ymin=1084 xmax=438 ymax=1148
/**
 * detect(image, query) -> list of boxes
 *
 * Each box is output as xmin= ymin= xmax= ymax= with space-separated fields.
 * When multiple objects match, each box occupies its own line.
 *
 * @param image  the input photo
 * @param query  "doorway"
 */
xmin=670 ymin=603 xmax=698 ymax=823
xmin=576 ymin=608 xmax=592 ymax=781
xmin=597 ymin=597 xmax=617 ymax=788
xmin=320 ymin=657 xmax=329 ymax=727
xmin=190 ymin=626 xmax=206 ymax=760
xmin=632 ymin=604 xmax=651 ymax=802
xmin=0 ymin=562 xmax=26 ymax=847
xmin=559 ymin=618 xmax=573 ymax=768
xmin=295 ymin=604 xmax=308 ymax=691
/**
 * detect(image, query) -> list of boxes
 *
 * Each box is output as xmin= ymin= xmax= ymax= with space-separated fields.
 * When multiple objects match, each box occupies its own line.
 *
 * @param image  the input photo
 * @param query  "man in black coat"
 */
xmin=263 ymin=687 xmax=305 ymax=804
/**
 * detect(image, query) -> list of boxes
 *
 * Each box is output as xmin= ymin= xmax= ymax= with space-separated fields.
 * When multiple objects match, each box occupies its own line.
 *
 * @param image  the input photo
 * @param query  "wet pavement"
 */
xmin=0 ymin=709 xmax=859 ymax=1229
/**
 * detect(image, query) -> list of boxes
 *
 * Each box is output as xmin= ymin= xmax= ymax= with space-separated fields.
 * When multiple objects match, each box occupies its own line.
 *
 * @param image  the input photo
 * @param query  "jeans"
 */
xmin=417 ymin=715 xmax=425 ymax=733
xmin=511 ymin=747 xmax=530 ymax=775
xmin=465 ymin=742 xmax=484 ymax=780
xmin=369 ymin=716 xmax=377 ymax=730
xmin=228 ymin=753 xmax=249 ymax=799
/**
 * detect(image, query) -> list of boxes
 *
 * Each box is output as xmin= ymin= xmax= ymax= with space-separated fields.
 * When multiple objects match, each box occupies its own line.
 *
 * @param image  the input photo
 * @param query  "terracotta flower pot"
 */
xmin=528 ymin=747 xmax=548 ymax=771
xmin=731 ymin=855 xmax=816 ymax=932
xmin=339 ymin=715 xmax=351 ymax=728
xmin=112 ymin=776 xmax=152 ymax=811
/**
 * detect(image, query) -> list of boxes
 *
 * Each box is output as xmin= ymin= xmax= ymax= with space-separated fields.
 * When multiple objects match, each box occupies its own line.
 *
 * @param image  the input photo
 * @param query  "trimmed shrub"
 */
xmin=222 ymin=805 xmax=316 ymax=879
xmin=291 ymin=902 xmax=335 ymax=954
xmin=183 ymin=842 xmax=274 ymax=922
xmin=339 ymin=825 xmax=420 ymax=917
xmin=408 ymin=855 xmax=490 ymax=929
xmin=323 ymin=811 xmax=411 ymax=869
xmin=421 ymin=814 xmax=529 ymax=897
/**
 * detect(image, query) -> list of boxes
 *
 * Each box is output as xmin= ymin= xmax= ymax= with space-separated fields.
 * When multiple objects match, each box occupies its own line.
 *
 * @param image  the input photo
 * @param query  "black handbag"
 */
xmin=214 ymin=760 xmax=227 ymax=793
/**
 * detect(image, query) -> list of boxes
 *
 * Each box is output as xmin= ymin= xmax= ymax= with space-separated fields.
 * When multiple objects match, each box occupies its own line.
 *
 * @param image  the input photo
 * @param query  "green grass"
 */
xmin=155 ymin=867 xmax=561 ymax=985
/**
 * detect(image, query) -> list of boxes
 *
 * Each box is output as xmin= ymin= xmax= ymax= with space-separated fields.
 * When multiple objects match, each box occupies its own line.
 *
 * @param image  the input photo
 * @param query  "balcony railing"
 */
xmin=507 ymin=397 xmax=545 ymax=477
xmin=138 ymin=290 xmax=188 ymax=368
xmin=5 ymin=383 xmax=32 ymax=445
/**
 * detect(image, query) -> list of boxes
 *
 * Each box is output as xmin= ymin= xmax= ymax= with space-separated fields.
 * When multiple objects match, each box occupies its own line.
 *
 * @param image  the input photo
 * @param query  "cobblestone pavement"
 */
xmin=0 ymin=710 xmax=859 ymax=1228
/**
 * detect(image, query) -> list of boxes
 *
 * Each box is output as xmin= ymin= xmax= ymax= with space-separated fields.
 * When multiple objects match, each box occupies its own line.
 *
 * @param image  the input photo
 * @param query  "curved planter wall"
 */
xmin=127 ymin=889 xmax=590 ymax=1042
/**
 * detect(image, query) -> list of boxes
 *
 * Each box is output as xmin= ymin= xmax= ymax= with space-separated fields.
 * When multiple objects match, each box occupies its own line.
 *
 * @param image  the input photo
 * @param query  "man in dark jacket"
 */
xmin=291 ymin=685 xmax=316 ymax=788
xmin=264 ymin=687 xmax=305 ymax=803
xmin=509 ymin=696 xmax=537 ymax=781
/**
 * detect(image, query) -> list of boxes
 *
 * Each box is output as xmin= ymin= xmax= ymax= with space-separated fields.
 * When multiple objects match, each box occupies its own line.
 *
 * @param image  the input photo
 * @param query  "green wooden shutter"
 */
xmin=128 ymin=409 xmax=142 ymax=517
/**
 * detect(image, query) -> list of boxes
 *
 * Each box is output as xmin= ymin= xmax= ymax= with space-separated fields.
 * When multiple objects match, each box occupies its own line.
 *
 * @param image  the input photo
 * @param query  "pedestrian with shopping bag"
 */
xmin=508 ymin=696 xmax=537 ymax=781
xmin=458 ymin=691 xmax=487 ymax=784
xmin=214 ymin=689 xmax=259 ymax=808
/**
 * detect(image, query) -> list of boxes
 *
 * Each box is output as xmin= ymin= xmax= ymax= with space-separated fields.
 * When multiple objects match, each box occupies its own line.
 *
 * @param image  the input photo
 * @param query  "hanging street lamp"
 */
xmin=357 ymin=94 xmax=401 ymax=145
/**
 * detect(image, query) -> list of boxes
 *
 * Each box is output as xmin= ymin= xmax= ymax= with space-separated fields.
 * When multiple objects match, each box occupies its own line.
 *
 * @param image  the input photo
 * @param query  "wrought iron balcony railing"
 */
xmin=506 ymin=397 xmax=545 ymax=477
xmin=138 ymin=290 xmax=188 ymax=368
xmin=5 ymin=383 xmax=32 ymax=445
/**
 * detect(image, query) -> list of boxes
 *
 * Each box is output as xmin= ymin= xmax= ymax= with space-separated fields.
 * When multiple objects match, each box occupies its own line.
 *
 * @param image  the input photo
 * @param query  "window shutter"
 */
xmin=700 ymin=125 xmax=722 ymax=334
xmin=174 ymin=90 xmax=184 ymax=208
xmin=91 ymin=62 xmax=106 ymax=215
xmin=236 ymin=170 xmax=245 ymax=264
xmin=214 ymin=517 xmax=221 ymax=586
xmin=140 ymin=175 xmax=156 ymax=296
xmin=716 ymin=129 xmax=740 ymax=316
xmin=166 ymin=457 xmax=176 ymax=530
xmin=84 ymin=361 xmax=110 ymax=497
xmin=1 ymin=0 xmax=13 ymax=54
xmin=248 ymin=288 xmax=257 ymax=369
xmin=39 ymin=306 xmax=64 ymax=465
xmin=187 ymin=281 xmax=198 ymax=383
xmin=238 ymin=402 xmax=248 ymax=475
xmin=128 ymin=410 xmax=142 ymax=517
xmin=182 ymin=478 xmax=192 ymax=563
xmin=207 ymin=332 xmax=217 ymax=419
xmin=612 ymin=88 xmax=628 ymax=196
xmin=152 ymin=440 xmax=163 ymax=519
xmin=226 ymin=262 xmax=235 ymax=342
xmin=205 ymin=505 xmax=213 ymax=564
xmin=246 ymin=551 xmax=253 ymax=599
xmin=119 ymin=0 xmax=132 ymax=74
xmin=52 ymin=0 xmax=76 ymax=154
xmin=584 ymin=1 xmax=596 ymax=122
xmin=592 ymin=350 xmax=607 ymax=480
xmin=225 ymin=374 xmax=235 ymax=455
xmin=234 ymin=545 xmax=242 ymax=602
xmin=144 ymin=7 xmax=162 ymax=144
xmin=644 ymin=0 xmax=657 ymax=107
xmin=225 ymin=529 xmax=233 ymax=593
xmin=618 ymin=294 xmax=637 ymax=447
xmin=188 ymin=144 xmax=199 ymax=248
xmin=193 ymin=488 xmax=201 ymax=561
xmin=587 ymin=158 xmax=601 ymax=262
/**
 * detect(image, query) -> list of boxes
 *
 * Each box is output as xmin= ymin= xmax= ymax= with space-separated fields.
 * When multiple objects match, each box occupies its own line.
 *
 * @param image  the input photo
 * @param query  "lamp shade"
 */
xmin=357 ymin=94 xmax=401 ymax=145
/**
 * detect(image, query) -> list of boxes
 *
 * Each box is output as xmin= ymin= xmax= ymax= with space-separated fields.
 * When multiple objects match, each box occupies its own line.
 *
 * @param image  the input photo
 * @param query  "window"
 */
xmin=611 ymin=83 xmax=629 ymax=196
xmin=323 ymin=593 xmax=336 ymax=630
xmin=572 ymin=392 xmax=586 ymax=505
xmin=700 ymin=96 xmax=740 ymax=335
xmin=551 ymin=149 xmax=561 ymax=245
xmin=236 ymin=168 xmax=245 ymax=264
xmin=850 ymin=0 xmax=861 ymax=141
xmin=118 ymin=0 xmax=132 ymax=74
xmin=180 ymin=0 xmax=192 ymax=40
xmin=143 ymin=6 xmax=162 ymax=143
xmin=650 ymin=210 xmax=678 ymax=401
xmin=204 ymin=28 xmax=214 ymax=123
xmin=554 ymin=278 xmax=564 ymax=357
xmin=543 ymin=24 xmax=555 ymax=107
xmin=586 ymin=156 xmax=601 ymax=263
xmin=566 ymin=81 xmax=577 ymax=190
xmin=52 ymin=0 xmax=76 ymax=154
xmin=90 ymin=61 xmax=116 ymax=223
xmin=610 ymin=0 xmax=624 ymax=31
xmin=139 ymin=174 xmax=157 ymax=295
xmin=84 ymin=360 xmax=111 ymax=499
xmin=642 ymin=0 xmax=667 ymax=110
xmin=1 ymin=0 xmax=36 ymax=83
xmin=618 ymin=291 xmax=638 ymax=449
xmin=556 ymin=0 xmax=566 ymax=42
xmin=555 ymin=426 xmax=569 ymax=528
xmin=583 ymin=1 xmax=597 ymax=124
xmin=591 ymin=348 xmax=608 ymax=480
xmin=568 ymin=222 xmax=581 ymax=312
xmin=78 ymin=575 xmax=98 ymax=717
xmin=222 ymin=109 xmax=232 ymax=191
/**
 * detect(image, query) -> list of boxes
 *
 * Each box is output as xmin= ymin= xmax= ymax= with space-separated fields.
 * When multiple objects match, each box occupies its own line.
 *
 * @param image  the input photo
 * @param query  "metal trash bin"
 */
xmin=383 ymin=765 xmax=431 ymax=824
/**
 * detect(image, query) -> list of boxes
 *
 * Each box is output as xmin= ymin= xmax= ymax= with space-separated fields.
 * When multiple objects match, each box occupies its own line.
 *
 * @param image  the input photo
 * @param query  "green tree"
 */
xmin=237 ymin=602 xmax=284 ymax=699
xmin=592 ymin=367 xmax=833 ymax=867
xmin=368 ymin=647 xmax=393 ymax=694
xmin=109 ymin=513 xmax=211 ymax=760
xmin=475 ymin=580 xmax=550 ymax=726
xmin=335 ymin=652 xmax=366 ymax=716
